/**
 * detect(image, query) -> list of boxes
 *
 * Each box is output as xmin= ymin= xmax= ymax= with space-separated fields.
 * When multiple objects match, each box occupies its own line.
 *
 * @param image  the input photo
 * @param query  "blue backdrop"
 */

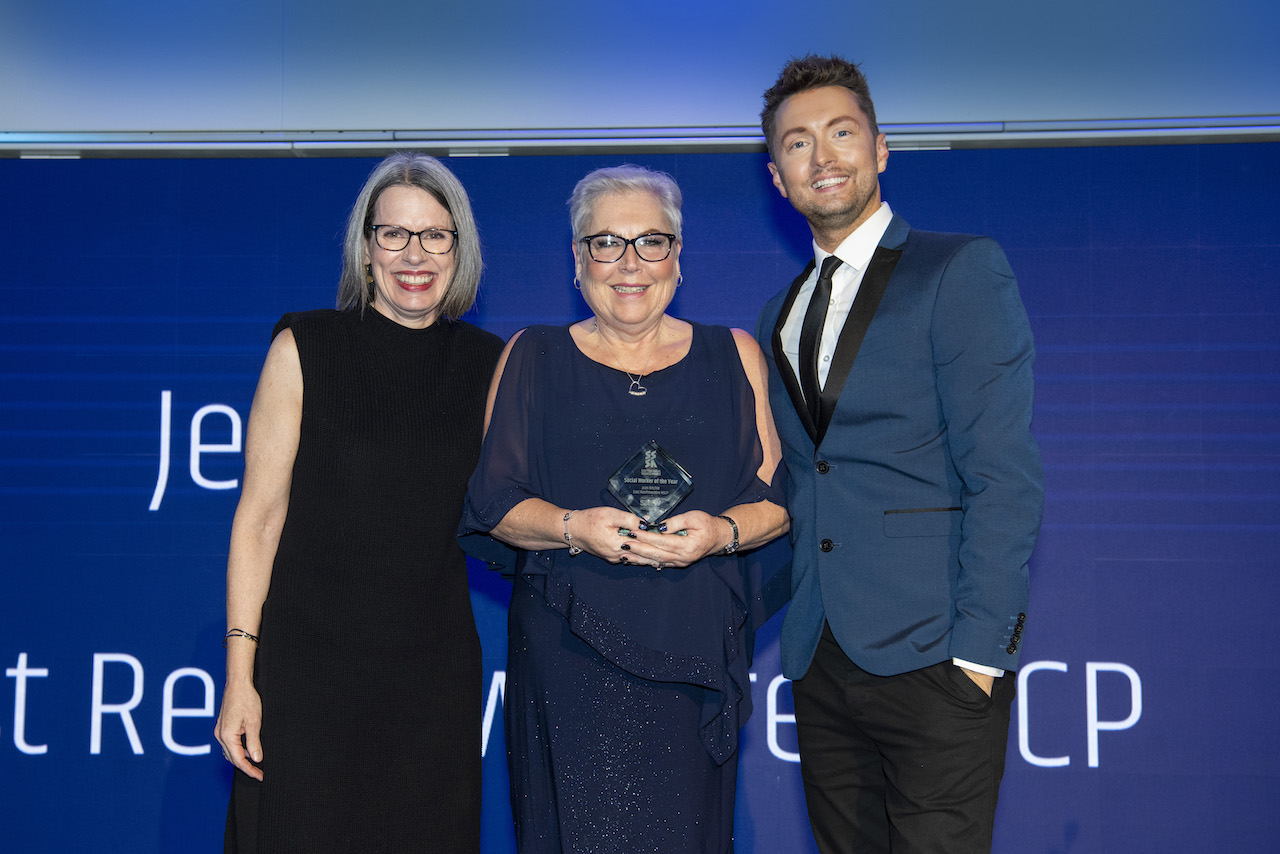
xmin=2 ymin=144 xmax=1278 ymax=852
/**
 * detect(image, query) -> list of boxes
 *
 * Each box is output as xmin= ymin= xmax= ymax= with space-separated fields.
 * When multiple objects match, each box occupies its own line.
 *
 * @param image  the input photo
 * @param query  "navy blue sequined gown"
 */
xmin=460 ymin=324 xmax=786 ymax=854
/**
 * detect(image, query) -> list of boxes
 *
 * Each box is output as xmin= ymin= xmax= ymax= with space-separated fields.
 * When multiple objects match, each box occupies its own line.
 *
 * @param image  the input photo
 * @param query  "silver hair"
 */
xmin=337 ymin=152 xmax=482 ymax=320
xmin=568 ymin=164 xmax=683 ymax=241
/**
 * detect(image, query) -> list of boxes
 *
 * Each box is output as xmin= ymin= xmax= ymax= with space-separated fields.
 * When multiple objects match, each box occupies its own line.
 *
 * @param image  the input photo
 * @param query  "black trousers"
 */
xmin=792 ymin=624 xmax=1015 ymax=854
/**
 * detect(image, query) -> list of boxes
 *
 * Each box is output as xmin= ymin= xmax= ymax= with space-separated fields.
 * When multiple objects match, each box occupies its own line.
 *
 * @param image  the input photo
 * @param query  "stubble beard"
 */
xmin=797 ymin=174 xmax=879 ymax=246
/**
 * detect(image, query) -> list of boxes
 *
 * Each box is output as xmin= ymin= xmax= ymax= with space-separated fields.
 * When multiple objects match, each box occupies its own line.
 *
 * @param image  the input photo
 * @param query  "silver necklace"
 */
xmin=594 ymin=321 xmax=656 ymax=397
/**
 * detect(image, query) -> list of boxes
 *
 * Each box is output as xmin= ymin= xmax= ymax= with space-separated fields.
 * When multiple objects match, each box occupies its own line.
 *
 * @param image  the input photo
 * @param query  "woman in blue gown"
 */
xmin=460 ymin=165 xmax=789 ymax=853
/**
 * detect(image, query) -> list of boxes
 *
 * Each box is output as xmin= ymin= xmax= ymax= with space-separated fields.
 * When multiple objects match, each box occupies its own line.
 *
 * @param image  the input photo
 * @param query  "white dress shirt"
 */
xmin=779 ymin=201 xmax=893 ymax=387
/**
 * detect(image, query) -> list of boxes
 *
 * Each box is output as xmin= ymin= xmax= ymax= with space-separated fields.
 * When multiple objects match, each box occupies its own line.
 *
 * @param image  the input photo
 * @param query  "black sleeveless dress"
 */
xmin=226 ymin=308 xmax=504 ymax=854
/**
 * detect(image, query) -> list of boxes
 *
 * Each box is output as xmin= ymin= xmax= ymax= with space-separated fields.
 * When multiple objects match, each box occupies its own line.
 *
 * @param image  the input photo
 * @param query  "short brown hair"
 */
xmin=761 ymin=55 xmax=879 ymax=157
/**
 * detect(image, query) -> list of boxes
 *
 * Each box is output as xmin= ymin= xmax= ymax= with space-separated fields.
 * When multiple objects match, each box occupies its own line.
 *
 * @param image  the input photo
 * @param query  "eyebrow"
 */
xmin=780 ymin=115 xmax=862 ymax=142
xmin=587 ymin=228 xmax=670 ymax=237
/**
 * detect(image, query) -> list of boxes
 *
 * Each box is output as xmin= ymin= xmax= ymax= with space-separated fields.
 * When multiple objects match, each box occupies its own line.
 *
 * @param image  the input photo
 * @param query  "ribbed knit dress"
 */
xmin=225 ymin=308 xmax=504 ymax=854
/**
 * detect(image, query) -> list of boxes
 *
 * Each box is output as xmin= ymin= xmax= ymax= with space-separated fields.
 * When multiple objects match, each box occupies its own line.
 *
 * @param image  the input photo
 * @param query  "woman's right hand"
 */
xmin=214 ymin=681 xmax=264 ymax=781
xmin=564 ymin=505 xmax=648 ymax=563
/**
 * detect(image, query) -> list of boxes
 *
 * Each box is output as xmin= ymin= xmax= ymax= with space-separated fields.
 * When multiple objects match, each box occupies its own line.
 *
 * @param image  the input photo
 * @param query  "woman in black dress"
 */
xmin=461 ymin=165 xmax=789 ymax=853
xmin=214 ymin=152 xmax=503 ymax=853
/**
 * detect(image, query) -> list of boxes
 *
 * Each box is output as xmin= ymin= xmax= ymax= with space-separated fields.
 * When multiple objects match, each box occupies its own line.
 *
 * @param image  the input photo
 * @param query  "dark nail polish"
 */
xmin=621 ymin=543 xmax=631 ymax=551
xmin=658 ymin=523 xmax=668 ymax=533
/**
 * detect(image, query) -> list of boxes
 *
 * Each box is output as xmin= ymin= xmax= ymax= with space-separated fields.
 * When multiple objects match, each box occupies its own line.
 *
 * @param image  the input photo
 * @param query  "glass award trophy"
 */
xmin=607 ymin=439 xmax=694 ymax=527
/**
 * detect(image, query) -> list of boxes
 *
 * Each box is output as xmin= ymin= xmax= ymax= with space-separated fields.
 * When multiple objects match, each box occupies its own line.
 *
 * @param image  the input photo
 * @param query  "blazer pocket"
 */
xmin=883 ymin=506 xmax=961 ymax=538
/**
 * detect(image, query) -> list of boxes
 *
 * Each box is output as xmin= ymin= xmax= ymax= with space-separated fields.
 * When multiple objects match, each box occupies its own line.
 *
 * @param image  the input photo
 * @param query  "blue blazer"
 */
xmin=756 ymin=214 xmax=1044 ymax=679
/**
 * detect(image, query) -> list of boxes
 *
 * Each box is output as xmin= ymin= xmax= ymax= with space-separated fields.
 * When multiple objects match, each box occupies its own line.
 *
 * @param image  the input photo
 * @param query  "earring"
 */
xmin=365 ymin=263 xmax=376 ymax=300
xmin=573 ymin=276 xmax=582 ymax=291
xmin=676 ymin=274 xmax=684 ymax=287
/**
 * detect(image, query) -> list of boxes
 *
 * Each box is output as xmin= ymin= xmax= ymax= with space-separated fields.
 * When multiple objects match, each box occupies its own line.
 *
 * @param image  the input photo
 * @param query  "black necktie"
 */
xmin=798 ymin=255 xmax=843 ymax=425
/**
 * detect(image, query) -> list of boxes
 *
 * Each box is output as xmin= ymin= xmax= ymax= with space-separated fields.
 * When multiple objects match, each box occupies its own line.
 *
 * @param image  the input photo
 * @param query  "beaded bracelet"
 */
xmin=223 ymin=628 xmax=259 ymax=647
xmin=563 ymin=511 xmax=583 ymax=556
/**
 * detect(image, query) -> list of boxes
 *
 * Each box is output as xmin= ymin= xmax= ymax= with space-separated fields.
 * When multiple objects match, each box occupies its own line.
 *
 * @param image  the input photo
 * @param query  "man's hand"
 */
xmin=959 ymin=666 xmax=995 ymax=697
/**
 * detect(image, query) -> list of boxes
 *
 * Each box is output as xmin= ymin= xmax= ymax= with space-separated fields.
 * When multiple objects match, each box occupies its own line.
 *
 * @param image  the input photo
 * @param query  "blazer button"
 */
xmin=1006 ymin=644 xmax=1018 ymax=654
xmin=820 ymin=539 xmax=834 ymax=552
xmin=815 ymin=460 xmax=830 ymax=474
xmin=1017 ymin=613 xmax=1027 ymax=625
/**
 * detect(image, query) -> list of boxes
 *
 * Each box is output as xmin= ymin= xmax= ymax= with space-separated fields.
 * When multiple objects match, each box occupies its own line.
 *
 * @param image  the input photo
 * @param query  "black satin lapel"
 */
xmin=772 ymin=260 xmax=819 ymax=442
xmin=815 ymin=247 xmax=903 ymax=444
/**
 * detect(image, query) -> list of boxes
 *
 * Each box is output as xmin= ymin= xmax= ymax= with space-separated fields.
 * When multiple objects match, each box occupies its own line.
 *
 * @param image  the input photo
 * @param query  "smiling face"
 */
xmin=363 ymin=184 xmax=455 ymax=329
xmin=573 ymin=190 xmax=681 ymax=334
xmin=767 ymin=85 xmax=889 ymax=251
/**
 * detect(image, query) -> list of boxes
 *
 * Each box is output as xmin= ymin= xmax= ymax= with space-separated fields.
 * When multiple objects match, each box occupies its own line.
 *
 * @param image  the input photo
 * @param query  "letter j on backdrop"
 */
xmin=149 ymin=390 xmax=243 ymax=510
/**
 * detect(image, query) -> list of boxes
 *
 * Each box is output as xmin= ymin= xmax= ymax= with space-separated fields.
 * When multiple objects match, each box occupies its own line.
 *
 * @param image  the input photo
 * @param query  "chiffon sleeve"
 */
xmin=457 ymin=328 xmax=543 ymax=577
xmin=714 ymin=327 xmax=791 ymax=626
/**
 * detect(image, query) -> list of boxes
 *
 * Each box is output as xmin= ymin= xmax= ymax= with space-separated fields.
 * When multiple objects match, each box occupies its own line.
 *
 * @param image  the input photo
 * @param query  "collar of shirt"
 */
xmin=781 ymin=202 xmax=894 ymax=386
xmin=815 ymin=200 xmax=894 ymax=282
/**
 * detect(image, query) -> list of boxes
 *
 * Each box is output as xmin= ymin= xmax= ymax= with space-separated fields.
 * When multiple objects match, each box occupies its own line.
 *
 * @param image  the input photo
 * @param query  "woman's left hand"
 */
xmin=623 ymin=510 xmax=733 ymax=569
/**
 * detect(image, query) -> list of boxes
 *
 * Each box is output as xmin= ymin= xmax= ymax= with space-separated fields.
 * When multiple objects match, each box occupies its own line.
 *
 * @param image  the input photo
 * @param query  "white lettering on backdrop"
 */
xmin=149 ymin=390 xmax=243 ymax=510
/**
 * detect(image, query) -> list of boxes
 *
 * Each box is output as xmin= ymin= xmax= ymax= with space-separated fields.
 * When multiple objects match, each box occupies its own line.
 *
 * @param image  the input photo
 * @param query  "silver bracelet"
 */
xmin=717 ymin=514 xmax=739 ymax=555
xmin=563 ymin=511 xmax=582 ymax=556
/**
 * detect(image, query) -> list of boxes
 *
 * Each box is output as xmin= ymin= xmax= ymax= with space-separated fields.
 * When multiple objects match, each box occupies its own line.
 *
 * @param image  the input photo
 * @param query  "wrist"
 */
xmin=562 ymin=510 xmax=582 ymax=555
xmin=223 ymin=669 xmax=256 ymax=687
xmin=716 ymin=514 xmax=739 ymax=555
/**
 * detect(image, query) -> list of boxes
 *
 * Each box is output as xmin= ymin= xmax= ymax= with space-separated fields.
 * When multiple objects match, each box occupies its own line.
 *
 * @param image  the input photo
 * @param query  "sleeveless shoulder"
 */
xmin=272 ymin=310 xmax=504 ymax=377
xmin=446 ymin=318 xmax=505 ymax=356
xmin=687 ymin=321 xmax=734 ymax=351
xmin=272 ymin=308 xmax=346 ymax=343
xmin=684 ymin=321 xmax=745 ymax=380
xmin=494 ymin=324 xmax=572 ymax=388
xmin=509 ymin=324 xmax=569 ymax=355
xmin=438 ymin=319 xmax=506 ymax=380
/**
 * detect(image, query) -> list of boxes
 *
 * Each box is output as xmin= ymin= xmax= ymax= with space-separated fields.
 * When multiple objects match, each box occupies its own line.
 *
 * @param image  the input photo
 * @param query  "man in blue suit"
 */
xmin=756 ymin=55 xmax=1044 ymax=853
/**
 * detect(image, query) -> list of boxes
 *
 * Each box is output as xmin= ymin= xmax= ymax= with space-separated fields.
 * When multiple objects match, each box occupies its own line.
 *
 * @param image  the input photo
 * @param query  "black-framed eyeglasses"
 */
xmin=368 ymin=224 xmax=458 ymax=254
xmin=580 ymin=232 xmax=677 ymax=263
